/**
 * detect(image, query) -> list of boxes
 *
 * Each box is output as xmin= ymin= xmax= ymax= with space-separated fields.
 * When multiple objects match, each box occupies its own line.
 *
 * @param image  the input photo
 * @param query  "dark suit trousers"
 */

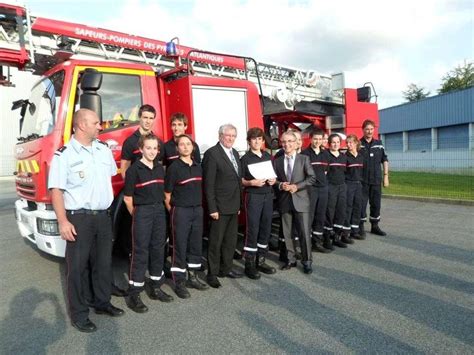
xmin=281 ymin=202 xmax=312 ymax=263
xmin=65 ymin=213 xmax=112 ymax=323
xmin=208 ymin=214 xmax=238 ymax=275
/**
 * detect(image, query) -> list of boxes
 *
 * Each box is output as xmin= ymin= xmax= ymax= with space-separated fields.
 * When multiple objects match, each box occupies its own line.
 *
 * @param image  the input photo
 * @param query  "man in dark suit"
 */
xmin=203 ymin=124 xmax=243 ymax=288
xmin=274 ymin=131 xmax=316 ymax=274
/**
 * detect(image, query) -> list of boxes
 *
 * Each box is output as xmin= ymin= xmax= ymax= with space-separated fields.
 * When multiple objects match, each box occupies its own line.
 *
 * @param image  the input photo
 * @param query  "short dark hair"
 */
xmin=138 ymin=104 xmax=156 ymax=118
xmin=328 ymin=133 xmax=341 ymax=144
xmin=138 ymin=133 xmax=159 ymax=149
xmin=310 ymin=129 xmax=325 ymax=138
xmin=362 ymin=119 xmax=375 ymax=129
xmin=246 ymin=127 xmax=264 ymax=141
xmin=170 ymin=112 xmax=188 ymax=126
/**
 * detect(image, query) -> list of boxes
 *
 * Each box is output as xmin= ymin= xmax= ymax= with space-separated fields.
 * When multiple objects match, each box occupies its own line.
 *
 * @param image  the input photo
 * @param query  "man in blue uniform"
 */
xmin=360 ymin=119 xmax=389 ymax=236
xmin=49 ymin=109 xmax=124 ymax=333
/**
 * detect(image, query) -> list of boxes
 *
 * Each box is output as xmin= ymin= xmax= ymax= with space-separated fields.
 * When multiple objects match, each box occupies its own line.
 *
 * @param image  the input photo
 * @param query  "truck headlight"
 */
xmin=37 ymin=218 xmax=59 ymax=236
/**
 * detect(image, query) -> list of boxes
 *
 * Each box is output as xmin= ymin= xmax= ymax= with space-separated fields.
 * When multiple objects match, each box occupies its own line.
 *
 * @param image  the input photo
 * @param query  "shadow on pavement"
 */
xmin=0 ymin=288 xmax=66 ymax=354
xmin=346 ymin=249 xmax=474 ymax=294
xmin=376 ymin=234 xmax=474 ymax=266
xmin=234 ymin=277 xmax=420 ymax=353
xmin=314 ymin=266 xmax=474 ymax=346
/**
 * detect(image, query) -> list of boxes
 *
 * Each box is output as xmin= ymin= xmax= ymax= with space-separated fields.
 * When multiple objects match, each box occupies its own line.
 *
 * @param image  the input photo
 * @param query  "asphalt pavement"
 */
xmin=0 ymin=178 xmax=473 ymax=354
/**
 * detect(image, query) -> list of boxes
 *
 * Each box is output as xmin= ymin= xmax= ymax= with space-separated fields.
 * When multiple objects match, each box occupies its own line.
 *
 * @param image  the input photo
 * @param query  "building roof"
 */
xmin=379 ymin=86 xmax=473 ymax=134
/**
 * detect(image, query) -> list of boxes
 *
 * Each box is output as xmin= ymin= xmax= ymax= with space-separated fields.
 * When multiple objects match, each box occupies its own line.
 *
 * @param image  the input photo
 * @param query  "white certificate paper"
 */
xmin=248 ymin=161 xmax=277 ymax=180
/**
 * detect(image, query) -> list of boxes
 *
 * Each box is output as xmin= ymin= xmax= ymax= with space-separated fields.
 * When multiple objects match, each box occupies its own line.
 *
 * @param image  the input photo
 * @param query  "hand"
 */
xmin=267 ymin=178 xmax=276 ymax=186
xmin=58 ymin=219 xmax=77 ymax=242
xmin=289 ymin=184 xmax=298 ymax=193
xmin=252 ymin=179 xmax=266 ymax=187
xmin=281 ymin=182 xmax=291 ymax=191
xmin=383 ymin=175 xmax=389 ymax=188
xmin=210 ymin=212 xmax=219 ymax=220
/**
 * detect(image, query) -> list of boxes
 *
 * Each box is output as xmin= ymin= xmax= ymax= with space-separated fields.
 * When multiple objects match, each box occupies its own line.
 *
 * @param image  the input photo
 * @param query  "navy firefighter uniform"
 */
xmin=162 ymin=138 xmax=201 ymax=168
xmin=360 ymin=137 xmax=388 ymax=227
xmin=301 ymin=146 xmax=330 ymax=250
xmin=48 ymin=137 xmax=117 ymax=324
xmin=122 ymin=129 xmax=164 ymax=164
xmin=324 ymin=151 xmax=348 ymax=248
xmin=164 ymin=158 xmax=204 ymax=283
xmin=240 ymin=150 xmax=276 ymax=275
xmin=123 ymin=159 xmax=167 ymax=293
xmin=343 ymin=151 xmax=364 ymax=238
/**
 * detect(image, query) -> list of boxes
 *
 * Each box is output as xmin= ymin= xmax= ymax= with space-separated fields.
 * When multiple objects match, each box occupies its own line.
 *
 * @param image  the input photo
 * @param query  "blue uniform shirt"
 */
xmin=48 ymin=137 xmax=117 ymax=210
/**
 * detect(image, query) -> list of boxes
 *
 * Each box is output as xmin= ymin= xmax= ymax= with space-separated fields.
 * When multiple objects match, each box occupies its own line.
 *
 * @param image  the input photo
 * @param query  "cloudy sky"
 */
xmin=14 ymin=0 xmax=474 ymax=108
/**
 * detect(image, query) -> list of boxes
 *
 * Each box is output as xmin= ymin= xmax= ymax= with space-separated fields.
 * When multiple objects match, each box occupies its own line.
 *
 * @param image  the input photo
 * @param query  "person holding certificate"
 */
xmin=240 ymin=127 xmax=277 ymax=279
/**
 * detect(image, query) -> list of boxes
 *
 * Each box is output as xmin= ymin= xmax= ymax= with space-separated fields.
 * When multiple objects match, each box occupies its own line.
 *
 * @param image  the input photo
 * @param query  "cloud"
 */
xmin=98 ymin=0 xmax=472 ymax=108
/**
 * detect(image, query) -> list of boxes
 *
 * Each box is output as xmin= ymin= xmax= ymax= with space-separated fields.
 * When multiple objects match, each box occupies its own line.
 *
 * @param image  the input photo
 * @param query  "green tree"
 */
xmin=438 ymin=61 xmax=474 ymax=94
xmin=402 ymin=83 xmax=430 ymax=102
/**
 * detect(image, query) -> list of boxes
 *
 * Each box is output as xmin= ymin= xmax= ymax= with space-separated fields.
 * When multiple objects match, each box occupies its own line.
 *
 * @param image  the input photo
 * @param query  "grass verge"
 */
xmin=384 ymin=171 xmax=474 ymax=201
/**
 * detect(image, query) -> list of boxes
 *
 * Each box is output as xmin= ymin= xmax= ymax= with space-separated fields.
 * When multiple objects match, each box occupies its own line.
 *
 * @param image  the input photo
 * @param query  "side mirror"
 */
xmin=80 ymin=68 xmax=103 ymax=121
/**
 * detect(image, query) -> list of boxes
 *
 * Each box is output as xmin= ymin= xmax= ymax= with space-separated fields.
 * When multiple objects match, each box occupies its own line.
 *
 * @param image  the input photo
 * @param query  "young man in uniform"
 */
xmin=120 ymin=104 xmax=164 ymax=179
xmin=49 ymin=109 xmax=124 ymax=333
xmin=123 ymin=134 xmax=173 ymax=313
xmin=241 ymin=127 xmax=277 ymax=280
xmin=359 ymin=120 xmax=389 ymax=236
xmin=162 ymin=112 xmax=201 ymax=168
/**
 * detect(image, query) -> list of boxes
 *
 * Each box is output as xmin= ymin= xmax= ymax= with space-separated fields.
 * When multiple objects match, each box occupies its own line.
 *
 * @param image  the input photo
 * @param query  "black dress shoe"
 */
xmin=218 ymin=269 xmax=243 ymax=279
xmin=303 ymin=263 xmax=313 ymax=274
xmin=72 ymin=318 xmax=97 ymax=333
xmin=127 ymin=294 xmax=148 ymax=313
xmin=111 ymin=284 xmax=128 ymax=297
xmin=280 ymin=262 xmax=297 ymax=270
xmin=95 ymin=304 xmax=125 ymax=317
xmin=147 ymin=286 xmax=174 ymax=302
xmin=206 ymin=275 xmax=222 ymax=288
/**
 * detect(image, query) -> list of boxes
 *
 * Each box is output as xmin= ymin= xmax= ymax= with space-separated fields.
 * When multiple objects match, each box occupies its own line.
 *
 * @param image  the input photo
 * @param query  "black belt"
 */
xmin=66 ymin=209 xmax=108 ymax=215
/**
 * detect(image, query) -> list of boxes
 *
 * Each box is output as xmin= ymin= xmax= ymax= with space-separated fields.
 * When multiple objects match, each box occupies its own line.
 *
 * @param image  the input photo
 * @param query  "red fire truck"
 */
xmin=0 ymin=3 xmax=380 ymax=258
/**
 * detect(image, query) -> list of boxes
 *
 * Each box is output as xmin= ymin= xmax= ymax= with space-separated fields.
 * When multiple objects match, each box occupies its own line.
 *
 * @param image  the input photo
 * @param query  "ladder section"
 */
xmin=0 ymin=3 xmax=343 ymax=104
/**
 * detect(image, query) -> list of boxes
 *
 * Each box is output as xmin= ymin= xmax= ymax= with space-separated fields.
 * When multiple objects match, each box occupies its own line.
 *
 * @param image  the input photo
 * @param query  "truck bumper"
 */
xmin=14 ymin=199 xmax=66 ymax=257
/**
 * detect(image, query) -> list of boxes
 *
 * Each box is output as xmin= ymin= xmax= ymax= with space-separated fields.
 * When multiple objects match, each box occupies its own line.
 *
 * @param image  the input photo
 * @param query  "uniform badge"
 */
xmin=79 ymin=171 xmax=85 ymax=179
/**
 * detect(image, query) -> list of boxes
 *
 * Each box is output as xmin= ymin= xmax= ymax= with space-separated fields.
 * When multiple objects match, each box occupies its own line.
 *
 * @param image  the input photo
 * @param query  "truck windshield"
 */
xmin=20 ymin=70 xmax=64 ymax=139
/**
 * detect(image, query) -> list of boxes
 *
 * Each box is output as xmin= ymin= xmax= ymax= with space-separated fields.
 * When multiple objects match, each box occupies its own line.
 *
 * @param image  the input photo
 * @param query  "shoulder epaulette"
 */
xmin=54 ymin=146 xmax=67 ymax=156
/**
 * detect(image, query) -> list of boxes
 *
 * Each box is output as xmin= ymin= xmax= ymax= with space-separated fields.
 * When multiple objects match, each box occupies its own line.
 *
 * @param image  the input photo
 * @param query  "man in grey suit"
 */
xmin=274 ymin=131 xmax=316 ymax=274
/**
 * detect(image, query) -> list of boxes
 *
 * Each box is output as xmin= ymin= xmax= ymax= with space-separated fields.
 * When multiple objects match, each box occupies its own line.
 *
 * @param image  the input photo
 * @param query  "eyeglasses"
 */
xmin=281 ymin=140 xmax=295 ymax=144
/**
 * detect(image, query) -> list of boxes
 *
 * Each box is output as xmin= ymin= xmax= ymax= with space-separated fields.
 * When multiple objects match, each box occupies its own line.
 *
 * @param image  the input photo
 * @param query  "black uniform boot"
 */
xmin=126 ymin=293 xmax=148 ymax=313
xmin=352 ymin=229 xmax=365 ymax=240
xmin=186 ymin=270 xmax=209 ymax=290
xmin=341 ymin=230 xmax=354 ymax=244
xmin=371 ymin=222 xmax=387 ymax=236
xmin=256 ymin=255 xmax=276 ymax=274
xmin=245 ymin=255 xmax=261 ymax=279
xmin=359 ymin=222 xmax=366 ymax=237
xmin=323 ymin=232 xmax=335 ymax=251
xmin=332 ymin=232 xmax=348 ymax=248
xmin=174 ymin=280 xmax=191 ymax=299
xmin=312 ymin=237 xmax=332 ymax=253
